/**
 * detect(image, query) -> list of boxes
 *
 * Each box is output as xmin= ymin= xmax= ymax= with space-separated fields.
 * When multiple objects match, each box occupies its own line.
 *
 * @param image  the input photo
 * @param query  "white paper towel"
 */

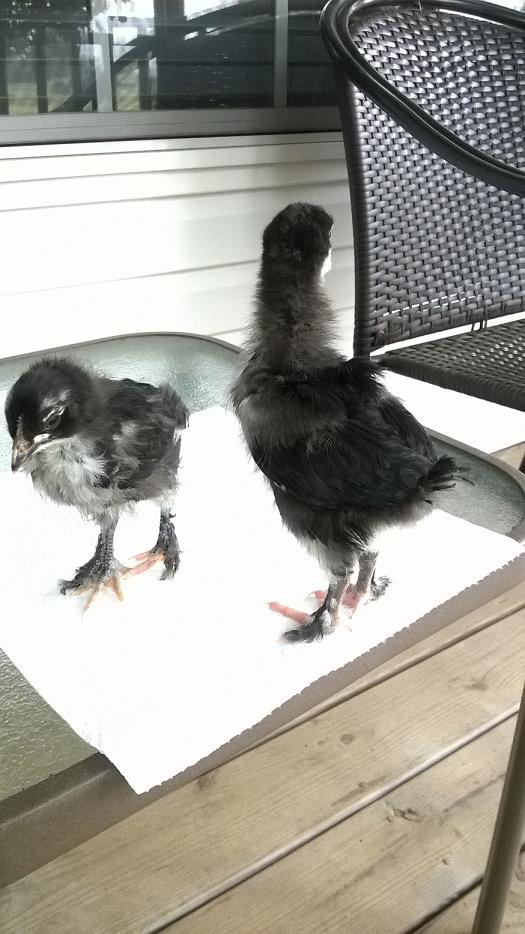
xmin=0 ymin=408 xmax=522 ymax=793
xmin=382 ymin=370 xmax=525 ymax=454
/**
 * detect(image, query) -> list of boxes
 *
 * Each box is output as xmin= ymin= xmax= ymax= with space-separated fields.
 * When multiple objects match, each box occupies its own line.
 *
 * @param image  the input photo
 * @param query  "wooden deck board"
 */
xmin=419 ymin=852 xmax=525 ymax=931
xmin=167 ymin=719 xmax=518 ymax=934
xmin=1 ymin=608 xmax=524 ymax=934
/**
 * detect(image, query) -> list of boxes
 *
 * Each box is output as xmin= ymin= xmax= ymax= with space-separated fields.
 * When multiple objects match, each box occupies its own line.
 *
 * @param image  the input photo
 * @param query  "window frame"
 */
xmin=0 ymin=106 xmax=341 ymax=146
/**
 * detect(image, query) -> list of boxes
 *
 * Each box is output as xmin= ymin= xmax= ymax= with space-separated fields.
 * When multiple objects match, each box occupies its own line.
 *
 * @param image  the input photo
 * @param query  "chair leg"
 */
xmin=471 ymin=678 xmax=525 ymax=933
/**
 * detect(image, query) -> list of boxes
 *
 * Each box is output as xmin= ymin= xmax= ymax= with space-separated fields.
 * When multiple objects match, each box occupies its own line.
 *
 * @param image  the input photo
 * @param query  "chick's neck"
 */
xmin=254 ymin=262 xmax=338 ymax=374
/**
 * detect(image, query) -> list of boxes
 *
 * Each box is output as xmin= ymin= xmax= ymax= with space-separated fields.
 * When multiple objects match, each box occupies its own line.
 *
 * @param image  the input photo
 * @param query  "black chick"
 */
xmin=232 ymin=202 xmax=459 ymax=642
xmin=5 ymin=358 xmax=188 ymax=607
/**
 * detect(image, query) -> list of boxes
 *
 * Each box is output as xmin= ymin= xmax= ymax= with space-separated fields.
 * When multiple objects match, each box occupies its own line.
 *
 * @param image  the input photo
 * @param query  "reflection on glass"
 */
xmin=288 ymin=0 xmax=334 ymax=106
xmin=0 ymin=0 xmax=335 ymax=114
xmin=2 ymin=1 xmax=95 ymax=114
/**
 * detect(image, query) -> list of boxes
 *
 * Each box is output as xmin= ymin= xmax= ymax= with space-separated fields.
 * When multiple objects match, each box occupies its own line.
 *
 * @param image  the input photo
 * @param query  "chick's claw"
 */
xmin=127 ymin=544 xmax=180 ymax=580
xmin=60 ymin=556 xmax=129 ymax=611
xmin=126 ymin=549 xmax=165 ymax=578
xmin=268 ymin=601 xmax=309 ymax=625
xmin=82 ymin=573 xmax=125 ymax=612
xmin=284 ymin=608 xmax=336 ymax=643
xmin=108 ymin=574 xmax=125 ymax=601
xmin=269 ymin=599 xmax=337 ymax=642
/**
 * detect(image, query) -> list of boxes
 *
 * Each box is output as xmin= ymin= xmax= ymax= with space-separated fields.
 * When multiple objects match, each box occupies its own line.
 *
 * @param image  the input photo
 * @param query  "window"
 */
xmin=0 ymin=0 xmax=338 ymax=143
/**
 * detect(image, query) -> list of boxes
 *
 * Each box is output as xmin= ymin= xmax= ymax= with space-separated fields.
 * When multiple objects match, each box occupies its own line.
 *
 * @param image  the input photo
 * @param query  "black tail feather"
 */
xmin=423 ymin=454 xmax=471 ymax=498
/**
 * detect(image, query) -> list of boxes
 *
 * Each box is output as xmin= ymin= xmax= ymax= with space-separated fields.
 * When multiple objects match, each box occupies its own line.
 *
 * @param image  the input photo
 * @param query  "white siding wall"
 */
xmin=0 ymin=132 xmax=354 ymax=359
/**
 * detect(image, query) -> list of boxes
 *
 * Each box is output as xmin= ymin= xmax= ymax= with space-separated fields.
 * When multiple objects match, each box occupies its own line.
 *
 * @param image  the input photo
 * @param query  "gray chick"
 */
xmin=5 ymin=357 xmax=188 ymax=607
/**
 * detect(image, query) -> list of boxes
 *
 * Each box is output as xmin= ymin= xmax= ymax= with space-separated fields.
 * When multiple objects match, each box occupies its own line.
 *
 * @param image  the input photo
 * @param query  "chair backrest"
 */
xmin=327 ymin=0 xmax=525 ymax=356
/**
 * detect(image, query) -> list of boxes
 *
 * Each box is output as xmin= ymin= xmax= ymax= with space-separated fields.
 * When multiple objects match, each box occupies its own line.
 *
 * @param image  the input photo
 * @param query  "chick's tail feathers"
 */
xmin=421 ymin=454 xmax=470 ymax=499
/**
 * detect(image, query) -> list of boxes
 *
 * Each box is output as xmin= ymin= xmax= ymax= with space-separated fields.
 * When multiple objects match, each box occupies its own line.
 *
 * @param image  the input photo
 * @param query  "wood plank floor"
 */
xmin=1 ymin=577 xmax=524 ymax=934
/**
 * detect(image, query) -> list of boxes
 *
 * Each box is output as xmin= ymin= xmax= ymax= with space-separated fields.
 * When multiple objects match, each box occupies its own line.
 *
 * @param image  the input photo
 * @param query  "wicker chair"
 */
xmin=321 ymin=0 xmax=525 ymax=470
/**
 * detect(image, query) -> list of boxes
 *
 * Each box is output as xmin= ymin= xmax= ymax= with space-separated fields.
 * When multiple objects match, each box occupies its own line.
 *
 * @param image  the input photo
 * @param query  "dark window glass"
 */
xmin=288 ymin=0 xmax=334 ymax=106
xmin=0 ymin=0 xmax=335 ymax=115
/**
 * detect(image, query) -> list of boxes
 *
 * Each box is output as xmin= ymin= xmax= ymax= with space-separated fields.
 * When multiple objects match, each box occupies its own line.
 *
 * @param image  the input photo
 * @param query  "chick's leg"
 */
xmin=314 ymin=551 xmax=390 ymax=613
xmin=60 ymin=514 xmax=129 ymax=607
xmin=343 ymin=551 xmax=390 ymax=610
xmin=278 ymin=571 xmax=351 ymax=643
xmin=344 ymin=551 xmax=390 ymax=610
xmin=128 ymin=510 xmax=180 ymax=580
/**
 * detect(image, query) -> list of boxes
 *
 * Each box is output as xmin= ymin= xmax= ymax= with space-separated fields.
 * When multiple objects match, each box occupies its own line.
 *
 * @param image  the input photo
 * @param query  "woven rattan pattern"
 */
xmin=345 ymin=5 xmax=525 ymax=354
xmin=381 ymin=319 xmax=525 ymax=410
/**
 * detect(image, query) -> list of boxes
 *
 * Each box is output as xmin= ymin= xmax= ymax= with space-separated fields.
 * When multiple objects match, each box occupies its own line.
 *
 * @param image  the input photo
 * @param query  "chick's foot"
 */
xmin=269 ymin=599 xmax=338 ymax=642
xmin=283 ymin=605 xmax=337 ymax=643
xmin=128 ymin=512 xmax=180 ymax=581
xmin=60 ymin=553 xmax=130 ymax=610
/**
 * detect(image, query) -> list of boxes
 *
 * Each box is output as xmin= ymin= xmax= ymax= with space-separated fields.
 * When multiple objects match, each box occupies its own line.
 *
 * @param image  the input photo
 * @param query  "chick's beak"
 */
xmin=11 ymin=424 xmax=38 ymax=472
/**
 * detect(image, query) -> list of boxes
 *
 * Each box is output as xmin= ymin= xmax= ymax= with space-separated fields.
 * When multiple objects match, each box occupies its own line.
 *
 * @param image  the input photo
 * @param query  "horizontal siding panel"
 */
xmin=0 ymin=248 xmax=355 ymax=359
xmin=1 ymin=184 xmax=352 ymax=296
xmin=0 ymin=132 xmax=343 ymax=162
xmin=0 ymin=162 xmax=348 ymax=212
xmin=0 ymin=133 xmax=353 ymax=358
xmin=0 ymin=139 xmax=346 ymax=183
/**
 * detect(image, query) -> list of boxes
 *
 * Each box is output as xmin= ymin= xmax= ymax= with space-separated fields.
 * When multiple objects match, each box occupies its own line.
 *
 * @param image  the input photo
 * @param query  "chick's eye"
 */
xmin=45 ymin=411 xmax=62 ymax=430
